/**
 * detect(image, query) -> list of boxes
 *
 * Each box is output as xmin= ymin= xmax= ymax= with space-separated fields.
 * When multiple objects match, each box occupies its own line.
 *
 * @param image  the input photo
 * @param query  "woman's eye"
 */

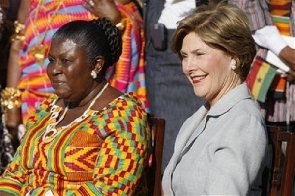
xmin=195 ymin=52 xmax=205 ymax=56
xmin=61 ymin=59 xmax=70 ymax=63
xmin=180 ymin=54 xmax=187 ymax=59
xmin=48 ymin=57 xmax=54 ymax=63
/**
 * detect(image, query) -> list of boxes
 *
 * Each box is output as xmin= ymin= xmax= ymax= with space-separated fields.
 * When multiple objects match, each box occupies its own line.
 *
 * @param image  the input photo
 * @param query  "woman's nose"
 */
xmin=48 ymin=61 xmax=62 ymax=76
xmin=183 ymin=56 xmax=196 ymax=73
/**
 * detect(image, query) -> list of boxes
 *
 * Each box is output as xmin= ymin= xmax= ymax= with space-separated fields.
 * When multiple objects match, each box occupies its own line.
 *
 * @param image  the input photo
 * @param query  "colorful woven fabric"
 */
xmin=107 ymin=3 xmax=148 ymax=111
xmin=269 ymin=0 xmax=292 ymax=36
xmin=270 ymin=0 xmax=292 ymax=17
xmin=17 ymin=0 xmax=148 ymax=124
xmin=0 ymin=92 xmax=150 ymax=195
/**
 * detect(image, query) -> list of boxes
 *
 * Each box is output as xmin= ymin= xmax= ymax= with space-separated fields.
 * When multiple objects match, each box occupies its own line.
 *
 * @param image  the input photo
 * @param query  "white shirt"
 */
xmin=158 ymin=0 xmax=195 ymax=29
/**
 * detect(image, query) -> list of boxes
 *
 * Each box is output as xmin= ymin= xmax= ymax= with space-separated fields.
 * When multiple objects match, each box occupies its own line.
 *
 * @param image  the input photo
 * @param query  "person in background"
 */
xmin=0 ymin=0 xmax=21 ymax=175
xmin=162 ymin=1 xmax=268 ymax=195
xmin=229 ymin=0 xmax=295 ymax=126
xmin=144 ymin=0 xmax=206 ymax=169
xmin=0 ymin=0 xmax=21 ymax=88
xmin=2 ymin=0 xmax=147 ymax=143
xmin=0 ymin=18 xmax=150 ymax=195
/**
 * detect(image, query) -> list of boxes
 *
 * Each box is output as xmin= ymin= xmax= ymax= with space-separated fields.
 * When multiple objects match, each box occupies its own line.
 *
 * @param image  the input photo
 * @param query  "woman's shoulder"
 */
xmin=101 ymin=92 xmax=146 ymax=118
xmin=114 ymin=92 xmax=145 ymax=108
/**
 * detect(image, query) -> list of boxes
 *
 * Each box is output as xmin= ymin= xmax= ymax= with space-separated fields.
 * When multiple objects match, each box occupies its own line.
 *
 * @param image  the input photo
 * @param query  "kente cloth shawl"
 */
xmin=0 ymin=92 xmax=150 ymax=195
xmin=17 ymin=0 xmax=148 ymax=124
xmin=264 ymin=0 xmax=295 ymax=122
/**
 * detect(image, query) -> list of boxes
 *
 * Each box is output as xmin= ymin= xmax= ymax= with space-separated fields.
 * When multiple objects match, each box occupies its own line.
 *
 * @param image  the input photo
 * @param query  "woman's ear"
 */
xmin=95 ymin=57 xmax=104 ymax=73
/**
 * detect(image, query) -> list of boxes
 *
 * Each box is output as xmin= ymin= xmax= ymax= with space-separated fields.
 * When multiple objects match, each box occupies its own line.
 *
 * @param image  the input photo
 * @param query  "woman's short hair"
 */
xmin=52 ymin=18 xmax=122 ymax=74
xmin=171 ymin=1 xmax=256 ymax=81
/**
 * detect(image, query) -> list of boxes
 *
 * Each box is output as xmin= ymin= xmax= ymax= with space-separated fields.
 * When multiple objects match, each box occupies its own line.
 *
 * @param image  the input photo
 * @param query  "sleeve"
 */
xmin=0 ymin=95 xmax=57 ymax=195
xmin=0 ymin=142 xmax=27 ymax=195
xmin=77 ymin=97 xmax=151 ymax=195
xmin=205 ymin=114 xmax=267 ymax=195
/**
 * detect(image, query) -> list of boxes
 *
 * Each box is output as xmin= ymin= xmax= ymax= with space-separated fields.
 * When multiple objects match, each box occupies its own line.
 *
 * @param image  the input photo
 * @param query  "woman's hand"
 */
xmin=5 ymin=107 xmax=22 ymax=139
xmin=5 ymin=40 xmax=23 ymax=138
xmin=84 ymin=0 xmax=123 ymax=24
xmin=279 ymin=46 xmax=295 ymax=81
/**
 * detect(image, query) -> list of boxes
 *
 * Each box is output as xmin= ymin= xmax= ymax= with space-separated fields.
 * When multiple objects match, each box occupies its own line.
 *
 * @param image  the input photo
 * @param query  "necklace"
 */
xmin=42 ymin=83 xmax=109 ymax=143
xmin=29 ymin=0 xmax=64 ymax=66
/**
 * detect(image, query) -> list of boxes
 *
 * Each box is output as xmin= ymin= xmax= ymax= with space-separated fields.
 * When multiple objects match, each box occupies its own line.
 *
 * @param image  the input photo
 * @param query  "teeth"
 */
xmin=192 ymin=75 xmax=206 ymax=80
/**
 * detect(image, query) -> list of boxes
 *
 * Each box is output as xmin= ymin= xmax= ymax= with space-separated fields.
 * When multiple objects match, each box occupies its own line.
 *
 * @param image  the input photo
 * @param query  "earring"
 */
xmin=231 ymin=65 xmax=237 ymax=70
xmin=90 ymin=70 xmax=97 ymax=79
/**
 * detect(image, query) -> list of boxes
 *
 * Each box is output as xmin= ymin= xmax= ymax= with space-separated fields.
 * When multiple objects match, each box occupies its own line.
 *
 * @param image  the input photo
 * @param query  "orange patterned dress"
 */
xmin=0 ymin=92 xmax=150 ymax=195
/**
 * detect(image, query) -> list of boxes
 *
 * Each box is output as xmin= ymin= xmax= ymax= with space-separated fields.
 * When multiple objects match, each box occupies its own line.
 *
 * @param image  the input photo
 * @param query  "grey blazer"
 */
xmin=162 ymin=83 xmax=268 ymax=195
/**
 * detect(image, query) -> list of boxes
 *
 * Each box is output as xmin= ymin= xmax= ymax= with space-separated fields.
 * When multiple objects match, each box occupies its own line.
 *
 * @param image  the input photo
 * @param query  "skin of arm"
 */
xmin=5 ymin=0 xmax=30 ymax=135
xmin=279 ymin=46 xmax=295 ymax=77
xmin=85 ymin=0 xmax=133 ymax=25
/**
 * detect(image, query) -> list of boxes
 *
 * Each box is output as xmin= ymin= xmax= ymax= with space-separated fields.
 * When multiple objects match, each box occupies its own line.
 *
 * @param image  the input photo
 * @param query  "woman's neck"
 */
xmin=67 ymin=80 xmax=107 ymax=109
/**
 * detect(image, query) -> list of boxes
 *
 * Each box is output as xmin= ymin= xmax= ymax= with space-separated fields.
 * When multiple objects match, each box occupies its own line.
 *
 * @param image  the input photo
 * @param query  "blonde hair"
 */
xmin=171 ymin=1 xmax=256 ymax=81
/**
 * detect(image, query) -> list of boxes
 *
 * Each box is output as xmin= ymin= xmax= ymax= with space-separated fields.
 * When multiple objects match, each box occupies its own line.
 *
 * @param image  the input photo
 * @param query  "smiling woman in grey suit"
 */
xmin=162 ymin=1 xmax=268 ymax=195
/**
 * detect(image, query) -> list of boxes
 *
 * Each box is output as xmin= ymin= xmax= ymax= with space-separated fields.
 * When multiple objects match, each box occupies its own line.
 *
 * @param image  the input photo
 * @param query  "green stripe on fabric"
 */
xmin=256 ymin=62 xmax=277 ymax=102
xmin=272 ymin=15 xmax=290 ymax=24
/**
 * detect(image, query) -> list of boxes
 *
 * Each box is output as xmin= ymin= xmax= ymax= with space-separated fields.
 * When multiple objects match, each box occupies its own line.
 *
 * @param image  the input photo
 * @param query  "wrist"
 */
xmin=115 ymin=13 xmax=126 ymax=31
xmin=10 ymin=20 xmax=25 ymax=42
xmin=279 ymin=47 xmax=295 ymax=71
xmin=1 ymin=87 xmax=22 ymax=111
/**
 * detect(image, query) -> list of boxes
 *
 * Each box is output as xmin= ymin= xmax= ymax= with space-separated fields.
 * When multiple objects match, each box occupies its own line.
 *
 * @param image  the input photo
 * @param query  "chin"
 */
xmin=54 ymin=91 xmax=64 ymax=98
xmin=193 ymin=88 xmax=202 ymax=97
xmin=193 ymin=90 xmax=207 ymax=100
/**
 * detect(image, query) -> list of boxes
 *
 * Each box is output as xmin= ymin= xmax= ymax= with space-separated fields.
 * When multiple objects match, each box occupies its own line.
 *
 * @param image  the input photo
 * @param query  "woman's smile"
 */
xmin=190 ymin=74 xmax=208 ymax=84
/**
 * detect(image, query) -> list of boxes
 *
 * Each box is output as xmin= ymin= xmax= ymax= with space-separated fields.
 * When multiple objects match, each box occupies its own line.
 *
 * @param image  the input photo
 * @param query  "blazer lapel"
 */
xmin=178 ymin=118 xmax=207 ymax=160
xmin=163 ymin=106 xmax=207 ymax=195
xmin=177 ymin=83 xmax=253 ymax=162
xmin=169 ymin=106 xmax=208 ymax=170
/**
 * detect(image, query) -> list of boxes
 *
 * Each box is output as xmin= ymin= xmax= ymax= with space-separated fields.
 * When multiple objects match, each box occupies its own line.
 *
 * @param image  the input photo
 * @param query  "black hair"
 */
xmin=52 ymin=18 xmax=122 ymax=76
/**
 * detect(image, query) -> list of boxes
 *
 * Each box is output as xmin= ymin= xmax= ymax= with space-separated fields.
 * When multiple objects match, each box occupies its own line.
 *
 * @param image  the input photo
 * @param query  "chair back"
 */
xmin=146 ymin=114 xmax=165 ymax=196
xmin=266 ymin=125 xmax=295 ymax=196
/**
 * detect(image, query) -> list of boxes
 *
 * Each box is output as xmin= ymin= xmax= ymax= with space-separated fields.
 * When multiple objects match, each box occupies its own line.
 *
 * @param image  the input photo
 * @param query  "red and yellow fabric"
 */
xmin=269 ymin=0 xmax=291 ymax=35
xmin=107 ymin=2 xmax=148 ymax=111
xmin=269 ymin=74 xmax=288 ymax=98
xmin=270 ymin=0 xmax=292 ymax=17
xmin=0 ymin=92 xmax=150 ymax=195
xmin=17 ymin=0 xmax=148 ymax=125
xmin=271 ymin=15 xmax=291 ymax=36
xmin=270 ymin=0 xmax=292 ymax=36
